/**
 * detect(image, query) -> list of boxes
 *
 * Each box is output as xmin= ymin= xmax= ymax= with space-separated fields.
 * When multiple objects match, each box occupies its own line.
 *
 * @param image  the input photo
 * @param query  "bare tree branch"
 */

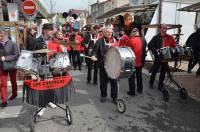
xmin=45 ymin=0 xmax=56 ymax=15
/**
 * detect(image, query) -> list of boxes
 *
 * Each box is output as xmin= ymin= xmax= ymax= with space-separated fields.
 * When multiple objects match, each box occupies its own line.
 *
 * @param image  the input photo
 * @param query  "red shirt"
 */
xmin=161 ymin=34 xmax=176 ymax=47
xmin=47 ymin=40 xmax=63 ymax=60
xmin=75 ymin=35 xmax=84 ymax=51
xmin=119 ymin=34 xmax=129 ymax=46
xmin=127 ymin=36 xmax=143 ymax=67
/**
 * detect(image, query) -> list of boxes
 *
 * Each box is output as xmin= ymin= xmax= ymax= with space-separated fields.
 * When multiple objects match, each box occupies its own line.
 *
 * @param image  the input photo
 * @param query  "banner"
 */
xmin=7 ymin=3 xmax=19 ymax=22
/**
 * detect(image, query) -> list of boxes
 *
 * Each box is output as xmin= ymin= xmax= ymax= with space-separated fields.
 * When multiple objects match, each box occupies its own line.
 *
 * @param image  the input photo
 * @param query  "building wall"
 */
xmin=116 ymin=0 xmax=129 ymax=7
xmin=91 ymin=3 xmax=99 ymax=23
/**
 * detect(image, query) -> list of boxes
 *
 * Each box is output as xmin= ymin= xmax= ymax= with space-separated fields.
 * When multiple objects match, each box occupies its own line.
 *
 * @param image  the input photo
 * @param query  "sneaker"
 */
xmin=127 ymin=91 xmax=135 ymax=97
xmin=100 ymin=97 xmax=106 ymax=103
xmin=48 ymin=102 xmax=57 ymax=108
xmin=0 ymin=102 xmax=7 ymax=108
xmin=37 ymin=108 xmax=46 ymax=116
xmin=8 ymin=94 xmax=17 ymax=100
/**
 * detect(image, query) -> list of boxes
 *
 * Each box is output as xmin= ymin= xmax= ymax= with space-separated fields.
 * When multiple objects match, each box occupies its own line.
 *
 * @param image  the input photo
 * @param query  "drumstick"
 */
xmin=80 ymin=54 xmax=97 ymax=61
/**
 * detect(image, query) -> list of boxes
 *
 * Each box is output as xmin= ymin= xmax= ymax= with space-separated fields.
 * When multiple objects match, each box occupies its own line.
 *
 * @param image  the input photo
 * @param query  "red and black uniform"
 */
xmin=148 ymin=33 xmax=176 ymax=90
xmin=92 ymin=37 xmax=118 ymax=102
xmin=71 ymin=34 xmax=83 ymax=70
xmin=121 ymin=35 xmax=147 ymax=95
xmin=85 ymin=34 xmax=100 ymax=84
xmin=119 ymin=34 xmax=129 ymax=46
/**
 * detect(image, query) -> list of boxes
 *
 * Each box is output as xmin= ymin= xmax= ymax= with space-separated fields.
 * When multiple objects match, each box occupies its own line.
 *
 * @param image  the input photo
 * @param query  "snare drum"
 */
xmin=105 ymin=46 xmax=135 ymax=79
xmin=16 ymin=50 xmax=39 ymax=74
xmin=184 ymin=47 xmax=192 ymax=57
xmin=159 ymin=47 xmax=172 ymax=60
xmin=175 ymin=46 xmax=185 ymax=56
xmin=50 ymin=52 xmax=71 ymax=71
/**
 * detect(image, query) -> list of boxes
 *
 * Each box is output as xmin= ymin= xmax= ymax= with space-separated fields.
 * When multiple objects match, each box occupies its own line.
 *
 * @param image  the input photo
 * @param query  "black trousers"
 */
xmin=99 ymin=65 xmax=118 ymax=100
xmin=68 ymin=51 xmax=73 ymax=63
xmin=72 ymin=51 xmax=81 ymax=70
xmin=128 ymin=67 xmax=143 ymax=94
xmin=87 ymin=59 xmax=98 ymax=83
xmin=149 ymin=60 xmax=168 ymax=88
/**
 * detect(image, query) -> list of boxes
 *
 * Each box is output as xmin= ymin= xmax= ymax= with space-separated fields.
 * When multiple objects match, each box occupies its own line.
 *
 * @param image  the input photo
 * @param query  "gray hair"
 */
xmin=0 ymin=28 xmax=9 ymax=35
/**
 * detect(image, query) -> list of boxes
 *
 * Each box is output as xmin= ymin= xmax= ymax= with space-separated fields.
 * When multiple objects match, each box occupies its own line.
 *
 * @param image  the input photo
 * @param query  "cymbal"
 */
xmin=32 ymin=49 xmax=56 ymax=53
xmin=172 ymin=34 xmax=184 ymax=36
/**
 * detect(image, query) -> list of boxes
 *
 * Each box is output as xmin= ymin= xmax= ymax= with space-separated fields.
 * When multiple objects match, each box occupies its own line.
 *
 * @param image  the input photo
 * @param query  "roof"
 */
xmin=177 ymin=2 xmax=200 ymax=12
xmin=96 ymin=3 xmax=158 ymax=19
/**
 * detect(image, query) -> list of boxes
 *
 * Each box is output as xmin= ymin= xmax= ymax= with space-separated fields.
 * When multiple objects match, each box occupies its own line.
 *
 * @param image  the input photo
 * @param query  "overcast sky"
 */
xmin=40 ymin=0 xmax=98 ymax=13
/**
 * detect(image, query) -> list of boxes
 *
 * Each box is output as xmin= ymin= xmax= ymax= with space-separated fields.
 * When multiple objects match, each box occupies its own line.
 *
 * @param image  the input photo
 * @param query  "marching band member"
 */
xmin=91 ymin=28 xmax=118 ymax=104
xmin=123 ymin=28 xmax=147 ymax=96
xmin=36 ymin=23 xmax=57 ymax=116
xmin=65 ymin=33 xmax=73 ymax=63
xmin=148 ymin=24 xmax=176 ymax=98
xmin=36 ymin=23 xmax=54 ymax=50
xmin=186 ymin=24 xmax=200 ymax=76
xmin=70 ymin=31 xmax=84 ymax=70
xmin=86 ymin=25 xmax=101 ymax=85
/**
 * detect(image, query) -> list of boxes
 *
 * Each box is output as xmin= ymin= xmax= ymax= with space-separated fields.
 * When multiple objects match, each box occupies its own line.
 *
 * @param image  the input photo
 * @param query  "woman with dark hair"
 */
xmin=26 ymin=27 xmax=37 ymax=51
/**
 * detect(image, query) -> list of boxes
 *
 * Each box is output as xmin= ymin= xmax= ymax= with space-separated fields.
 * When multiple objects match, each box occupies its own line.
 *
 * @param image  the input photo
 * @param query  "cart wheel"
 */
xmin=180 ymin=88 xmax=188 ymax=100
xmin=117 ymin=99 xmax=126 ymax=114
xmin=66 ymin=106 xmax=73 ymax=125
xmin=162 ymin=89 xmax=169 ymax=102
xmin=30 ymin=112 xmax=35 ymax=132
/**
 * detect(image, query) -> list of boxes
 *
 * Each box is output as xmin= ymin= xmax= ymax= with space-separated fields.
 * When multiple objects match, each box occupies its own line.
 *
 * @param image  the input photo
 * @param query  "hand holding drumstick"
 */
xmin=80 ymin=54 xmax=97 ymax=61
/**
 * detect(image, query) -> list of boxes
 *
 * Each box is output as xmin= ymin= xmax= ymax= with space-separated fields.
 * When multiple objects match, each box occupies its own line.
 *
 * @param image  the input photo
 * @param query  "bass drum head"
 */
xmin=105 ymin=47 xmax=121 ymax=79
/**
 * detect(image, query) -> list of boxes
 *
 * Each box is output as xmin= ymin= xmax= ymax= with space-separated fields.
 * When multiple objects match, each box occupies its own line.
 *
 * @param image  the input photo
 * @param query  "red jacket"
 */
xmin=127 ymin=36 xmax=143 ymax=67
xmin=161 ymin=34 xmax=176 ymax=47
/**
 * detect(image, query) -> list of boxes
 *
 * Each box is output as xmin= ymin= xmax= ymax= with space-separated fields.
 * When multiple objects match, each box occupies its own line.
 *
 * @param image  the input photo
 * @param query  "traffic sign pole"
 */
xmin=22 ymin=0 xmax=37 ymax=27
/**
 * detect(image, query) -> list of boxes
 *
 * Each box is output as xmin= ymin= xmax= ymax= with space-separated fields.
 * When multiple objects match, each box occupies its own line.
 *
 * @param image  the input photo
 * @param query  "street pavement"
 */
xmin=0 ymin=68 xmax=200 ymax=132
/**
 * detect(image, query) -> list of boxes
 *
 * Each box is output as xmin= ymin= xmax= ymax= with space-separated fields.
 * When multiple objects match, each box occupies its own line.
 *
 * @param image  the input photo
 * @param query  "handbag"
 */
xmin=2 ymin=60 xmax=16 ymax=71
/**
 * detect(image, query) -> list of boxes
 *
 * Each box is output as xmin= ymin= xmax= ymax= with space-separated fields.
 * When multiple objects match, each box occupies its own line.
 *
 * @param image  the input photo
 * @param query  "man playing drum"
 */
xmin=91 ymin=28 xmax=118 ymax=104
xmin=35 ymin=23 xmax=58 ymax=116
xmin=148 ymin=24 xmax=176 ymax=101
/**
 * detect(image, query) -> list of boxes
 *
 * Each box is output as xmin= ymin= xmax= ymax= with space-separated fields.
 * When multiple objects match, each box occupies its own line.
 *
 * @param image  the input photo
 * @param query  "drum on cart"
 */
xmin=184 ymin=47 xmax=193 ymax=57
xmin=105 ymin=46 xmax=135 ymax=79
xmin=50 ymin=52 xmax=71 ymax=72
xmin=159 ymin=47 xmax=173 ymax=60
xmin=16 ymin=50 xmax=39 ymax=74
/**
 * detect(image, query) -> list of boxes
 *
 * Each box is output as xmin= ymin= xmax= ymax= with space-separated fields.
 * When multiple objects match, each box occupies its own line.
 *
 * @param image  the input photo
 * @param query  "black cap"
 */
xmin=42 ymin=23 xmax=54 ymax=30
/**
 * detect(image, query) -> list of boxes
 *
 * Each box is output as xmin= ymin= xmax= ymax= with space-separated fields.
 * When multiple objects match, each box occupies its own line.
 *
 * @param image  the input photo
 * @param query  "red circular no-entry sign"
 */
xmin=22 ymin=0 xmax=37 ymax=16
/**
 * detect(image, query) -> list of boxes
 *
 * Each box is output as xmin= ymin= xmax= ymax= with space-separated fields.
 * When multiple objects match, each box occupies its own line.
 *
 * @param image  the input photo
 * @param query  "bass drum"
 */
xmin=105 ymin=46 xmax=135 ymax=79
